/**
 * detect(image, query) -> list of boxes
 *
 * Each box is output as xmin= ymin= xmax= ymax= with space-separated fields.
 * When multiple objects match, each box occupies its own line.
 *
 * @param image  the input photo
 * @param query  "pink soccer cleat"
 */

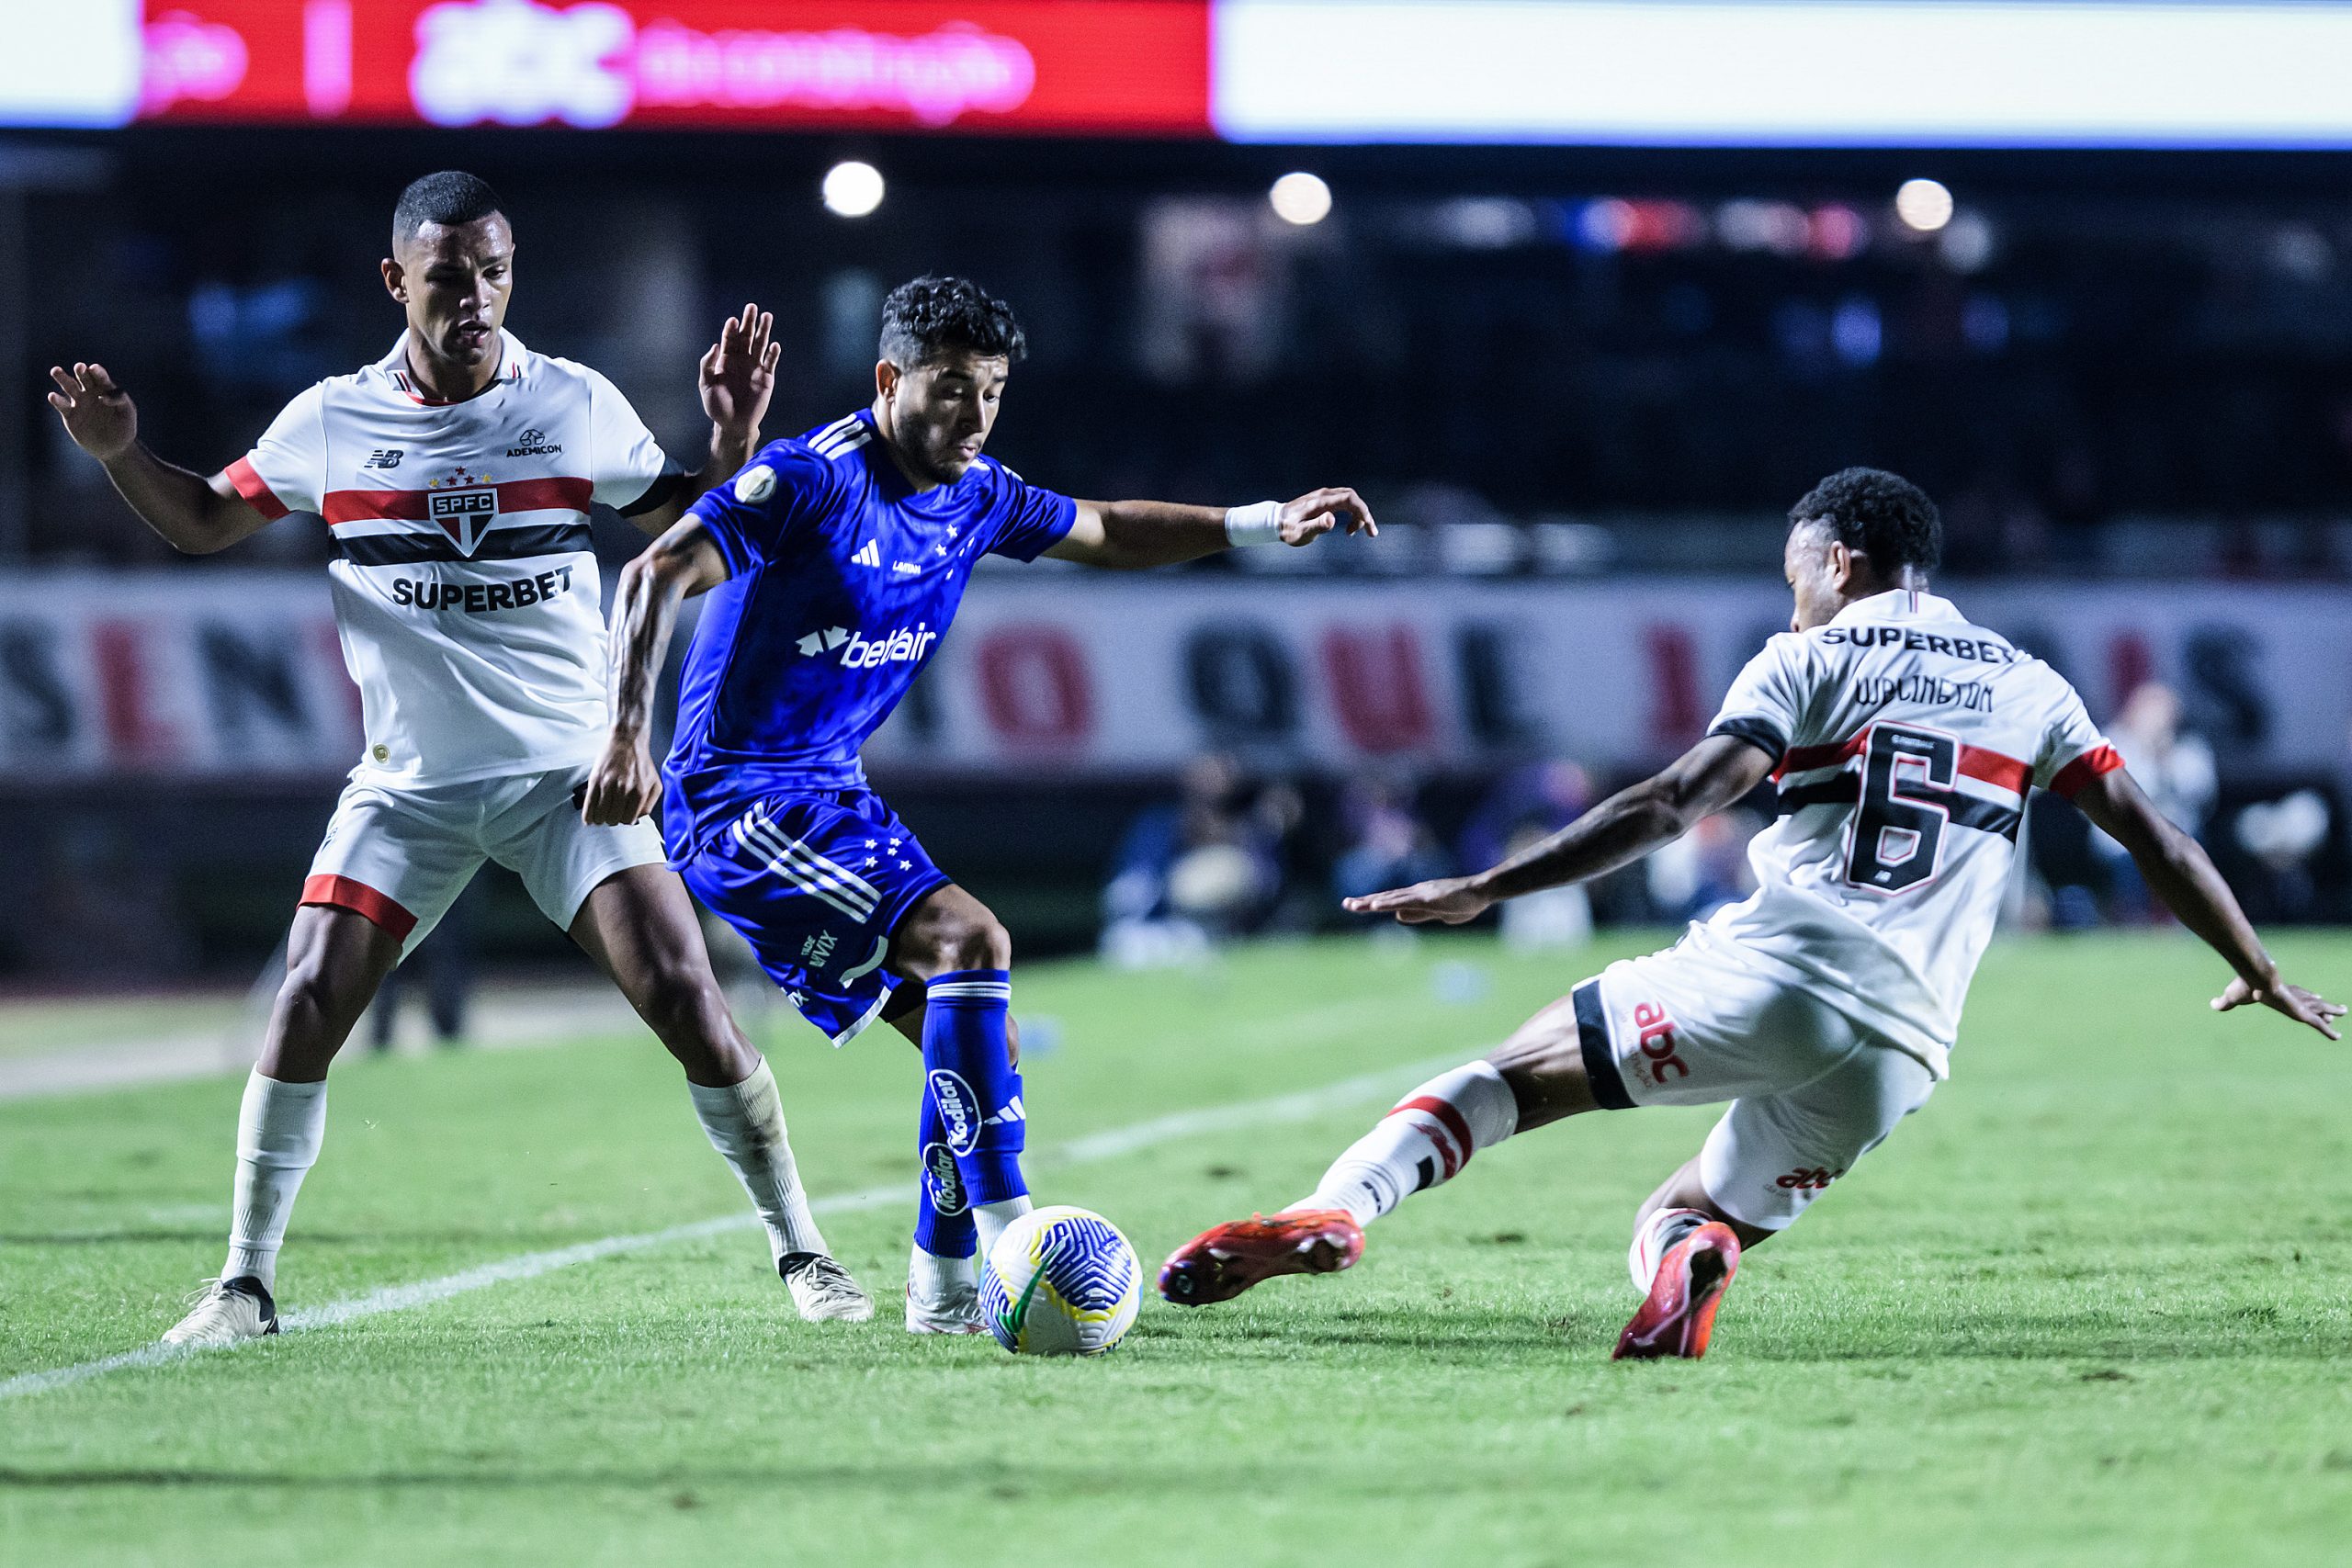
xmin=1613 ymin=1221 xmax=1741 ymax=1360
xmin=1157 ymin=1209 xmax=1364 ymax=1306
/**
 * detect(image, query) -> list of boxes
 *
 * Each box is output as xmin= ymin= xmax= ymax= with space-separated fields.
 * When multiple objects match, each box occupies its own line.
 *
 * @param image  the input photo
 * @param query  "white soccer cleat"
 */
xmin=904 ymin=1280 xmax=987 ymax=1336
xmin=783 ymin=1255 xmax=875 ymax=1323
xmin=162 ymin=1276 xmax=279 ymax=1348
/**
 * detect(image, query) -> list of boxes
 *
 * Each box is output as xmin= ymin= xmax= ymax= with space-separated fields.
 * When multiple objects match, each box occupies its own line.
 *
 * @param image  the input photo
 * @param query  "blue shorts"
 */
xmin=678 ymin=788 xmax=950 ymax=1045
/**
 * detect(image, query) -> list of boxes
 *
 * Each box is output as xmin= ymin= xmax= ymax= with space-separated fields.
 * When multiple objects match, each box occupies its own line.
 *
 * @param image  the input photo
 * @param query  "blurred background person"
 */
xmin=1332 ymin=772 xmax=1450 ymax=908
xmin=1102 ymin=753 xmax=1292 ymax=965
xmin=2090 ymin=682 xmax=2216 ymax=921
xmin=367 ymin=882 xmax=479 ymax=1053
xmin=1461 ymin=760 xmax=1598 ymax=951
xmin=1644 ymin=808 xmax=1763 ymax=925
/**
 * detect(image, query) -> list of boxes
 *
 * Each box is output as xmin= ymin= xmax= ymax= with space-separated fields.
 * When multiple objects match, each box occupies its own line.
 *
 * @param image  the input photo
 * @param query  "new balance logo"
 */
xmin=851 ymin=540 xmax=881 ymax=569
xmin=363 ymin=448 xmax=404 ymax=470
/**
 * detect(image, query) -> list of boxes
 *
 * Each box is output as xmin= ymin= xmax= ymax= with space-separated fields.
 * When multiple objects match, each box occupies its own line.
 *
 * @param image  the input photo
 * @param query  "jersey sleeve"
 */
xmin=1706 ymin=635 xmax=1810 ymax=767
xmin=983 ymin=461 xmax=1079 ymax=562
xmin=223 ymin=384 xmax=326 ymax=519
xmin=2033 ymin=675 xmax=2123 ymax=797
xmin=586 ymin=369 xmax=684 ymax=516
xmin=685 ymin=444 xmax=831 ymax=578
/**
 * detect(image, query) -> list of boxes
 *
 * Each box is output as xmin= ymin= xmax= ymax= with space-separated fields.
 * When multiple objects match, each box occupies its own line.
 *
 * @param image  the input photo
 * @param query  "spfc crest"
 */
xmin=427 ymin=486 xmax=499 ymax=556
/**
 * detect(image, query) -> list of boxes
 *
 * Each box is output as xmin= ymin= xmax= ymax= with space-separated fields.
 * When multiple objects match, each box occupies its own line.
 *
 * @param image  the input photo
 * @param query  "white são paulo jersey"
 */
xmin=1696 ymin=589 xmax=2121 ymax=1076
xmin=225 ymin=332 xmax=683 ymax=787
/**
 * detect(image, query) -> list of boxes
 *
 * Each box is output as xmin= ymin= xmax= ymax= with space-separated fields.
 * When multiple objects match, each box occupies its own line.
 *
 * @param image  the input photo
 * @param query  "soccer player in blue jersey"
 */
xmin=583 ymin=276 xmax=1374 ymax=1332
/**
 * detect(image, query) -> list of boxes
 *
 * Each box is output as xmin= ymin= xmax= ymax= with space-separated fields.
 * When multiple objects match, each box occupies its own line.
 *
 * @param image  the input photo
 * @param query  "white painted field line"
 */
xmin=0 ymin=1051 xmax=1460 ymax=1402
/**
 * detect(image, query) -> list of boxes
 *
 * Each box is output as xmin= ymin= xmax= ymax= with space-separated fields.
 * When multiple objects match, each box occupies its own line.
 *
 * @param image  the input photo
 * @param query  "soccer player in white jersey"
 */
xmin=1159 ymin=467 xmax=2342 ymax=1359
xmin=46 ymin=171 xmax=873 ymax=1347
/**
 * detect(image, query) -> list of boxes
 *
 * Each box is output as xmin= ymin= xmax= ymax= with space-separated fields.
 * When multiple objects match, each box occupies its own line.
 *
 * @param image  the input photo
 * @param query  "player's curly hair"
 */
xmin=879 ymin=276 xmax=1027 ymax=368
xmin=393 ymin=170 xmax=504 ymax=243
xmin=1789 ymin=467 xmax=1941 ymax=573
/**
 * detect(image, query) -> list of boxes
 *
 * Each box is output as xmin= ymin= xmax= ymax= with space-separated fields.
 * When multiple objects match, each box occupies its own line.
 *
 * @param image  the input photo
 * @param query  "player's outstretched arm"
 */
xmin=2072 ymin=768 xmax=2343 ymax=1040
xmin=583 ymin=520 xmax=728 ymax=825
xmin=1044 ymin=488 xmax=1375 ymax=570
xmin=627 ymin=305 xmax=782 ymax=534
xmin=1345 ymin=734 xmax=1776 ymax=924
xmin=46 ymin=363 xmax=272 ymax=554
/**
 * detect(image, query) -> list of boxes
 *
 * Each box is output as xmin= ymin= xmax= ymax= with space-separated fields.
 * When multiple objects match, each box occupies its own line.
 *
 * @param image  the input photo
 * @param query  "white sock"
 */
xmin=1628 ymin=1206 xmax=1713 ymax=1292
xmin=688 ymin=1059 xmax=827 ymax=1265
xmin=222 ymin=1071 xmax=327 ymax=1290
xmin=1287 ymin=1060 xmax=1519 ymax=1228
xmin=974 ymin=1195 xmax=1034 ymax=1258
xmin=910 ymin=1243 xmax=977 ymax=1305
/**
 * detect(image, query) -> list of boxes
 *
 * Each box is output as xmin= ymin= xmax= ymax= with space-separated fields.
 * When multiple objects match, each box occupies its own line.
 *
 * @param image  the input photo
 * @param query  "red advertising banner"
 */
xmin=139 ymin=0 xmax=1211 ymax=133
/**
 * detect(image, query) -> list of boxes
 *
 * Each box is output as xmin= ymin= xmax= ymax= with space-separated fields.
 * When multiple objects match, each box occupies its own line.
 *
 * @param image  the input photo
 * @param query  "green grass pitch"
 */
xmin=4 ymin=931 xmax=2349 ymax=1566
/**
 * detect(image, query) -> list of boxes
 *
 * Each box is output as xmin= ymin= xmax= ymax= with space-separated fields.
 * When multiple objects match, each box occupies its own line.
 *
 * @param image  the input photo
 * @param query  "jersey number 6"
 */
xmin=1845 ymin=725 xmax=1956 ymax=894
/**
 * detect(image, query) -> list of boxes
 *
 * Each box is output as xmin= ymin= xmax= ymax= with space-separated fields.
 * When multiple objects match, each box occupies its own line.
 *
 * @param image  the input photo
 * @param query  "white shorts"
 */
xmin=301 ymin=764 xmax=666 ymax=955
xmin=1573 ymin=934 xmax=1938 ymax=1230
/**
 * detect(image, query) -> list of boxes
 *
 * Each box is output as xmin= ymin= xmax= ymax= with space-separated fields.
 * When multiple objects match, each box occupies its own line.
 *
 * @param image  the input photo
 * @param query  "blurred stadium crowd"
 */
xmin=12 ymin=141 xmax=2352 ymax=572
xmin=1098 ymin=668 xmax=2343 ymax=972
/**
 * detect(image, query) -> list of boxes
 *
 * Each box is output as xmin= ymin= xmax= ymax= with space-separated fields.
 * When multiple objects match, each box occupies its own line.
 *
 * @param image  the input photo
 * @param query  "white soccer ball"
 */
xmin=979 ymin=1205 xmax=1143 ymax=1357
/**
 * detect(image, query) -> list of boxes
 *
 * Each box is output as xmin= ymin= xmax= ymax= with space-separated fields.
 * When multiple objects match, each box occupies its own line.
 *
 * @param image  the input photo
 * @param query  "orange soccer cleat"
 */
xmin=1157 ymin=1209 xmax=1364 ymax=1306
xmin=1613 ymin=1220 xmax=1741 ymax=1360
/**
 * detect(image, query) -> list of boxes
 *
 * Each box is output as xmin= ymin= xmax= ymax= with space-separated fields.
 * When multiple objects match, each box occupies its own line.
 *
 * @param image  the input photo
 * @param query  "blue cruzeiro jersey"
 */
xmin=661 ymin=409 xmax=1077 ymax=859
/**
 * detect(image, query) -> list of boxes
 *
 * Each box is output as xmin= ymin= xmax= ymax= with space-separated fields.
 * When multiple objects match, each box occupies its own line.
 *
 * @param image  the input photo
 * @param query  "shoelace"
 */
xmin=179 ymin=1279 xmax=230 ymax=1312
xmin=797 ymin=1259 xmax=862 ymax=1299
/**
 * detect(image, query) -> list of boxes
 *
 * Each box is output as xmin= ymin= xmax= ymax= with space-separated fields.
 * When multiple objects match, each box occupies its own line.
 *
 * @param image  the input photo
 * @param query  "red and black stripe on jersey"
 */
xmin=336 ymin=523 xmax=592 ymax=566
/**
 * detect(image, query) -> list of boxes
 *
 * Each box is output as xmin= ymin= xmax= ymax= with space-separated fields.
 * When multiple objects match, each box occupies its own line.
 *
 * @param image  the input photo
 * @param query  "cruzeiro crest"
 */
xmin=425 ymin=466 xmax=499 ymax=557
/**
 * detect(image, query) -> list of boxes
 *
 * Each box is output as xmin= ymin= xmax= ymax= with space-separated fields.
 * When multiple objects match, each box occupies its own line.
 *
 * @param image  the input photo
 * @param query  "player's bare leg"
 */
xmin=570 ymin=865 xmax=871 ymax=1322
xmin=886 ymin=884 xmax=1034 ymax=1258
xmin=1159 ymin=995 xmax=1583 ymax=1307
xmin=167 ymin=905 xmax=402 ymax=1347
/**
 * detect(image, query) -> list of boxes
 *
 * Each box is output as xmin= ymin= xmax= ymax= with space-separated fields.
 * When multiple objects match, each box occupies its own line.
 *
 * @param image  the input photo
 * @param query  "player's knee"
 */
xmin=275 ymin=960 xmax=369 ymax=1043
xmin=635 ymin=950 xmax=726 ymax=1036
xmin=909 ymin=908 xmax=1011 ymax=976
xmin=941 ymin=911 xmax=1006 ymax=973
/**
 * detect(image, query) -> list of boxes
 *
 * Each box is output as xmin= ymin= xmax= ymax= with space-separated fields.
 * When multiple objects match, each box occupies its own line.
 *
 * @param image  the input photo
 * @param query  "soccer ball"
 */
xmin=978 ymin=1205 xmax=1143 ymax=1356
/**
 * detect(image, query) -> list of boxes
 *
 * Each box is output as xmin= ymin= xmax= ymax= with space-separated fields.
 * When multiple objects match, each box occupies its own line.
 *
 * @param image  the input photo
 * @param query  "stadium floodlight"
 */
xmin=1269 ymin=171 xmax=1332 ymax=225
xmin=1894 ymin=178 xmax=1954 ymax=233
xmin=822 ymin=161 xmax=886 ymax=218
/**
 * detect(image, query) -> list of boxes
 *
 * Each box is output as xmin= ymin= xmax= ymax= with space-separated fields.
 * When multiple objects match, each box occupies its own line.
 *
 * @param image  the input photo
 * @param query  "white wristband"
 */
xmin=1224 ymin=500 xmax=1284 ymax=547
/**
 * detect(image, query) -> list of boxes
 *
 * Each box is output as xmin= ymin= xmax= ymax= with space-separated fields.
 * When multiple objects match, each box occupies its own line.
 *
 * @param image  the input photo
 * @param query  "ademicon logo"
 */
xmin=411 ymin=0 xmax=1038 ymax=130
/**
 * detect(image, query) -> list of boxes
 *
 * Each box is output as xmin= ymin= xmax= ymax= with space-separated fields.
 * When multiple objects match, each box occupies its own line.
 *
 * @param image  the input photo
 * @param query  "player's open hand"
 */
xmin=2212 ymin=972 xmax=2345 ymax=1041
xmin=1278 ymin=487 xmax=1377 ymax=547
xmin=699 ymin=303 xmax=780 ymax=440
xmin=581 ymin=736 xmax=662 ymax=827
xmin=1344 ymin=875 xmax=1491 ymax=926
xmin=47 ymin=363 xmax=139 ymax=461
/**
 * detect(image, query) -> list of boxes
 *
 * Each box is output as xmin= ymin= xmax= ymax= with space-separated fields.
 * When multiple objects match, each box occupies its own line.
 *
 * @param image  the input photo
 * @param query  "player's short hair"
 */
xmin=1789 ymin=467 xmax=1941 ymax=573
xmin=392 ymin=171 xmax=505 ymax=244
xmin=879 ymin=276 xmax=1027 ymax=369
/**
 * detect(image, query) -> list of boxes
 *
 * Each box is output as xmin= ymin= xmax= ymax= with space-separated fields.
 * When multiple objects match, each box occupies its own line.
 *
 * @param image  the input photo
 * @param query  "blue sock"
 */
xmin=922 ymin=970 xmax=1027 ymax=1206
xmin=913 ymin=1081 xmax=977 ymax=1260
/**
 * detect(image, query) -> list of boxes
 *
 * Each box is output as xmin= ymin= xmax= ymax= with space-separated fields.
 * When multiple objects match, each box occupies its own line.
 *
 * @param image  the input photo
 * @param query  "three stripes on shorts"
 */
xmin=733 ymin=807 xmax=879 ymax=924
